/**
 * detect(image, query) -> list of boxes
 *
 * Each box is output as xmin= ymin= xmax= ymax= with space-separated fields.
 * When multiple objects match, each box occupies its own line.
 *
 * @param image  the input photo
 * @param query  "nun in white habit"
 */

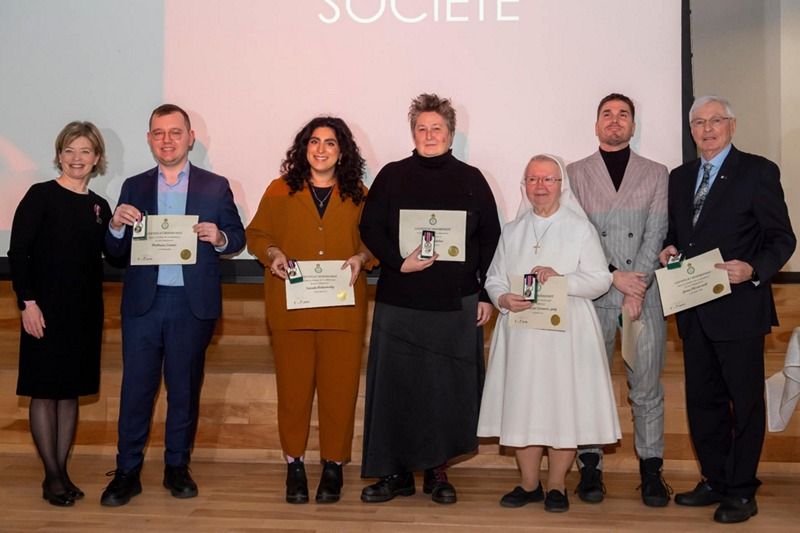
xmin=477 ymin=154 xmax=621 ymax=512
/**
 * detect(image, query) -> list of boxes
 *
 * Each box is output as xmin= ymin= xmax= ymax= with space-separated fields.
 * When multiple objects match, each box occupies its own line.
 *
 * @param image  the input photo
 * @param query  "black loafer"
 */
xmin=714 ymin=497 xmax=758 ymax=524
xmin=423 ymin=467 xmax=457 ymax=504
xmin=163 ymin=465 xmax=199 ymax=498
xmin=575 ymin=452 xmax=604 ymax=503
xmin=315 ymin=461 xmax=343 ymax=504
xmin=544 ymin=489 xmax=569 ymax=513
xmin=675 ymin=480 xmax=723 ymax=507
xmin=100 ymin=468 xmax=142 ymax=507
xmin=500 ymin=484 xmax=544 ymax=508
xmin=361 ymin=473 xmax=415 ymax=503
xmin=286 ymin=459 xmax=309 ymax=504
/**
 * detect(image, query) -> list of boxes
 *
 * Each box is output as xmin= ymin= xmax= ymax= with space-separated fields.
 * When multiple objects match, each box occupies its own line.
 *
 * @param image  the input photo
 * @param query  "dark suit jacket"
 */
xmin=664 ymin=145 xmax=796 ymax=341
xmin=106 ymin=164 xmax=245 ymax=320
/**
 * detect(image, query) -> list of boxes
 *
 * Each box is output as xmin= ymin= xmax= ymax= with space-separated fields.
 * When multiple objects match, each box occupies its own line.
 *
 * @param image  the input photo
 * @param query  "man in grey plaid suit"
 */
xmin=568 ymin=93 xmax=671 ymax=507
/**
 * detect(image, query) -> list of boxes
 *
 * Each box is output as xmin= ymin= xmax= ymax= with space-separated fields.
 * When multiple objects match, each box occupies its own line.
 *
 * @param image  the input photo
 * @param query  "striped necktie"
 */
xmin=692 ymin=162 xmax=712 ymax=226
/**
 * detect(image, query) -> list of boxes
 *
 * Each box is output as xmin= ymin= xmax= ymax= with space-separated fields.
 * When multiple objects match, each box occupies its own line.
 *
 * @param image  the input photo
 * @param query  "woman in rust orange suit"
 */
xmin=246 ymin=116 xmax=375 ymax=504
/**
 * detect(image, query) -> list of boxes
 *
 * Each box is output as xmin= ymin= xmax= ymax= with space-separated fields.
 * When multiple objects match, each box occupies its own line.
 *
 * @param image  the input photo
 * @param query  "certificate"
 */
xmin=621 ymin=311 xmax=644 ymax=370
xmin=399 ymin=209 xmax=467 ymax=262
xmin=655 ymin=248 xmax=731 ymax=316
xmin=130 ymin=215 xmax=198 ymax=265
xmin=508 ymin=275 xmax=568 ymax=331
xmin=285 ymin=260 xmax=355 ymax=310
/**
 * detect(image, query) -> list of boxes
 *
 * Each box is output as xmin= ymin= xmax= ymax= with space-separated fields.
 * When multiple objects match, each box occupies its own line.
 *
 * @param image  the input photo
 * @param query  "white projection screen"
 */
xmin=0 ymin=0 xmax=683 ymax=263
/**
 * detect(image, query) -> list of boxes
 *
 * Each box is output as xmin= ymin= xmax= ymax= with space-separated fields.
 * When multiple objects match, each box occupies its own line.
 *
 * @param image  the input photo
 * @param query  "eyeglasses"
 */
xmin=523 ymin=176 xmax=562 ymax=185
xmin=690 ymin=116 xmax=732 ymax=129
xmin=150 ymin=128 xmax=186 ymax=141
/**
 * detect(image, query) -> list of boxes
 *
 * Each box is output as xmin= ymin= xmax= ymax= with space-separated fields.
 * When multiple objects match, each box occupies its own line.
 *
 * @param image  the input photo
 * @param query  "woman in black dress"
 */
xmin=359 ymin=94 xmax=501 ymax=504
xmin=8 ymin=121 xmax=112 ymax=506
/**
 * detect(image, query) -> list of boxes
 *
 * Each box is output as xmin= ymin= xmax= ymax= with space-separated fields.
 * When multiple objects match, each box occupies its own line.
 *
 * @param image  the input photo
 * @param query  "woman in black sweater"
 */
xmin=359 ymin=93 xmax=501 ymax=504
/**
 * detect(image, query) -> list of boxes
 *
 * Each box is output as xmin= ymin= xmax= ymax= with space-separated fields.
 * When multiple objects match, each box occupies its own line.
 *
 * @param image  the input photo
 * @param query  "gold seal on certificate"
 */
xmin=507 ymin=275 xmax=568 ymax=331
xmin=399 ymin=209 xmax=467 ymax=262
xmin=285 ymin=260 xmax=355 ymax=310
xmin=130 ymin=215 xmax=198 ymax=265
xmin=655 ymin=248 xmax=732 ymax=316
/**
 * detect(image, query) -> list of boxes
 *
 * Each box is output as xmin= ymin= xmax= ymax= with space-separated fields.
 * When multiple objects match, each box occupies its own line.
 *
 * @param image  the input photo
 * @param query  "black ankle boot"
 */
xmin=639 ymin=457 xmax=671 ymax=507
xmin=316 ymin=461 xmax=343 ymax=503
xmin=286 ymin=459 xmax=309 ymax=504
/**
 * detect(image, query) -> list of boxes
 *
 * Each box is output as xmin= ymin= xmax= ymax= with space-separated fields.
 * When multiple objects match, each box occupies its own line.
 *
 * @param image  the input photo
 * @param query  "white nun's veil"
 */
xmin=515 ymin=154 xmax=589 ymax=221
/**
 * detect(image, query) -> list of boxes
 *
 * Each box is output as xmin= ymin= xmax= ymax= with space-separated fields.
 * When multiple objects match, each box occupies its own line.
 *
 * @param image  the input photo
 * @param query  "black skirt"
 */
xmin=361 ymin=293 xmax=485 ymax=477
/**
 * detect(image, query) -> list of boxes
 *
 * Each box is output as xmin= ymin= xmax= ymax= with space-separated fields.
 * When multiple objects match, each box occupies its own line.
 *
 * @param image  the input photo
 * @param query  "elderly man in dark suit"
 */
xmin=100 ymin=104 xmax=245 ymax=506
xmin=659 ymin=95 xmax=795 ymax=524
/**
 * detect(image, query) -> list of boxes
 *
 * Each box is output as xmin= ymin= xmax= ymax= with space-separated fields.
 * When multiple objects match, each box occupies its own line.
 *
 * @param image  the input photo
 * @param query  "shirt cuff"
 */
xmin=108 ymin=222 xmax=125 ymax=239
xmin=214 ymin=231 xmax=228 ymax=253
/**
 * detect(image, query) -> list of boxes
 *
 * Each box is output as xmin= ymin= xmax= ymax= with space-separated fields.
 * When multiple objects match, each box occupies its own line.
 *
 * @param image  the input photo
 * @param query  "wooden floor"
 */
xmin=2 ymin=453 xmax=799 ymax=532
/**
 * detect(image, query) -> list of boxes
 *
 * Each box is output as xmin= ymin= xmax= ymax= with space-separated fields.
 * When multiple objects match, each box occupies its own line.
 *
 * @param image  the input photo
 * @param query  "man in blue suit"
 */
xmin=660 ymin=96 xmax=795 ymax=524
xmin=100 ymin=104 xmax=245 ymax=506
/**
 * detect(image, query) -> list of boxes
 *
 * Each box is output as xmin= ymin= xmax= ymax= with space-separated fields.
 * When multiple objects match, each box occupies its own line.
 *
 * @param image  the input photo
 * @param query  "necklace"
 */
xmin=310 ymin=185 xmax=333 ymax=208
xmin=532 ymin=220 xmax=553 ymax=254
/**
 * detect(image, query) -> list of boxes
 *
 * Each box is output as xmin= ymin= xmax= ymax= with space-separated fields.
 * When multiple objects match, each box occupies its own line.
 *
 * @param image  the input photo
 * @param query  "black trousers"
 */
xmin=681 ymin=310 xmax=765 ymax=499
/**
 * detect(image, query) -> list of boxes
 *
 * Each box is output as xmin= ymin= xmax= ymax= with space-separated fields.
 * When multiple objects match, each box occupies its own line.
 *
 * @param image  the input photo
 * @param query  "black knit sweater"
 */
xmin=360 ymin=150 xmax=501 ymax=311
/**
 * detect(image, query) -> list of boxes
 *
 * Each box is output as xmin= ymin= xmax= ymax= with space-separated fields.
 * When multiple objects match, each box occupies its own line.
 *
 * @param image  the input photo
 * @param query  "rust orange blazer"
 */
xmin=246 ymin=178 xmax=375 ymax=333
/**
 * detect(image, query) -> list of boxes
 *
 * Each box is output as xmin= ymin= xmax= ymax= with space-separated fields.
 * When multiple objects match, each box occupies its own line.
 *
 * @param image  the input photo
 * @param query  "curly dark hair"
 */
xmin=280 ymin=116 xmax=366 ymax=205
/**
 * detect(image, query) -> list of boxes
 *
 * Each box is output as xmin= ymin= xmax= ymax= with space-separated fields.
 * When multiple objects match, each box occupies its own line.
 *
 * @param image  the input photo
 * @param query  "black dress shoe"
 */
xmin=544 ymin=489 xmax=569 ymax=513
xmin=361 ymin=472 xmax=415 ymax=503
xmin=499 ymin=484 xmax=544 ymax=508
xmin=674 ymin=480 xmax=724 ymax=507
xmin=714 ymin=497 xmax=758 ymax=524
xmin=64 ymin=478 xmax=85 ymax=500
xmin=163 ymin=465 xmax=199 ymax=498
xmin=315 ymin=461 xmax=343 ymax=504
xmin=42 ymin=482 xmax=75 ymax=507
xmin=286 ymin=459 xmax=309 ymax=504
xmin=100 ymin=468 xmax=142 ymax=507
xmin=639 ymin=458 xmax=671 ymax=507
xmin=423 ymin=466 xmax=457 ymax=504
xmin=575 ymin=452 xmax=605 ymax=503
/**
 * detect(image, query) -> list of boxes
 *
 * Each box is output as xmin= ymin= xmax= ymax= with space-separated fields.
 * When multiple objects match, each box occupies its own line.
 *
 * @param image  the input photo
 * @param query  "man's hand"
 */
xmin=622 ymin=294 xmax=643 ymax=321
xmin=715 ymin=259 xmax=755 ymax=284
xmin=613 ymin=270 xmax=647 ymax=299
xmin=659 ymin=245 xmax=678 ymax=267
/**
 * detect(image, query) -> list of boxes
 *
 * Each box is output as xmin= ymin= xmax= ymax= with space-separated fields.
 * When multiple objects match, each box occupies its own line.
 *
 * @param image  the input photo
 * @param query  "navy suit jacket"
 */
xmin=106 ymin=164 xmax=245 ymax=320
xmin=664 ymin=145 xmax=795 ymax=341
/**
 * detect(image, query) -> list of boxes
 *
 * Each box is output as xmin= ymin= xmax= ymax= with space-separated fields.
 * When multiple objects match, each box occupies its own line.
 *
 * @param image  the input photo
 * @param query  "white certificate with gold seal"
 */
xmin=507 ymin=275 xmax=567 ymax=331
xmin=655 ymin=247 xmax=731 ymax=316
xmin=130 ymin=215 xmax=198 ymax=265
xmin=398 ymin=209 xmax=467 ymax=262
xmin=285 ymin=260 xmax=355 ymax=310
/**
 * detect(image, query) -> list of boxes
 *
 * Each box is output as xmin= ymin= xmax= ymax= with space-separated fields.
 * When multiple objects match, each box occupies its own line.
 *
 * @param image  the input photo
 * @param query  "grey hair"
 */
xmin=527 ymin=154 xmax=562 ymax=178
xmin=689 ymin=95 xmax=735 ymax=121
xmin=408 ymin=93 xmax=456 ymax=135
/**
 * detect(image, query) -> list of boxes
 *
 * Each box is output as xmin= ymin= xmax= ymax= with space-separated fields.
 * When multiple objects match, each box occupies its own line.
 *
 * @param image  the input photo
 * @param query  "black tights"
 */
xmin=29 ymin=398 xmax=79 ymax=494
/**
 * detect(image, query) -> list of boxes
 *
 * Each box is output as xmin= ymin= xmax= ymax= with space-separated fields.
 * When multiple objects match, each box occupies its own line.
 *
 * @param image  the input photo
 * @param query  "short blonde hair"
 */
xmin=54 ymin=121 xmax=107 ymax=177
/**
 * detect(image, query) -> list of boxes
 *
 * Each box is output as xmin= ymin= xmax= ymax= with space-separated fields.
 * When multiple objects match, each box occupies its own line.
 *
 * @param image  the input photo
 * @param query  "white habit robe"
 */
xmin=477 ymin=205 xmax=622 ymax=448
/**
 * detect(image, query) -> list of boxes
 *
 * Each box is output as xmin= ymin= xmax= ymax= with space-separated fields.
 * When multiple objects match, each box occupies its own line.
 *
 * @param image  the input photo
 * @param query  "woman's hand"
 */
xmin=498 ymin=293 xmax=533 ymax=313
xmin=267 ymin=246 xmax=289 ymax=280
xmin=400 ymin=245 xmax=437 ymax=273
xmin=110 ymin=203 xmax=141 ymax=231
xmin=476 ymin=301 xmax=494 ymax=325
xmin=21 ymin=301 xmax=45 ymax=339
xmin=531 ymin=265 xmax=559 ymax=283
xmin=342 ymin=253 xmax=367 ymax=286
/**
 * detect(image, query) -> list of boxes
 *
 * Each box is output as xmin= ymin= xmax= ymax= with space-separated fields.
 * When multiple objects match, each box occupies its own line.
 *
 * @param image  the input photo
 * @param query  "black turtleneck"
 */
xmin=360 ymin=149 xmax=501 ymax=311
xmin=599 ymin=145 xmax=631 ymax=191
